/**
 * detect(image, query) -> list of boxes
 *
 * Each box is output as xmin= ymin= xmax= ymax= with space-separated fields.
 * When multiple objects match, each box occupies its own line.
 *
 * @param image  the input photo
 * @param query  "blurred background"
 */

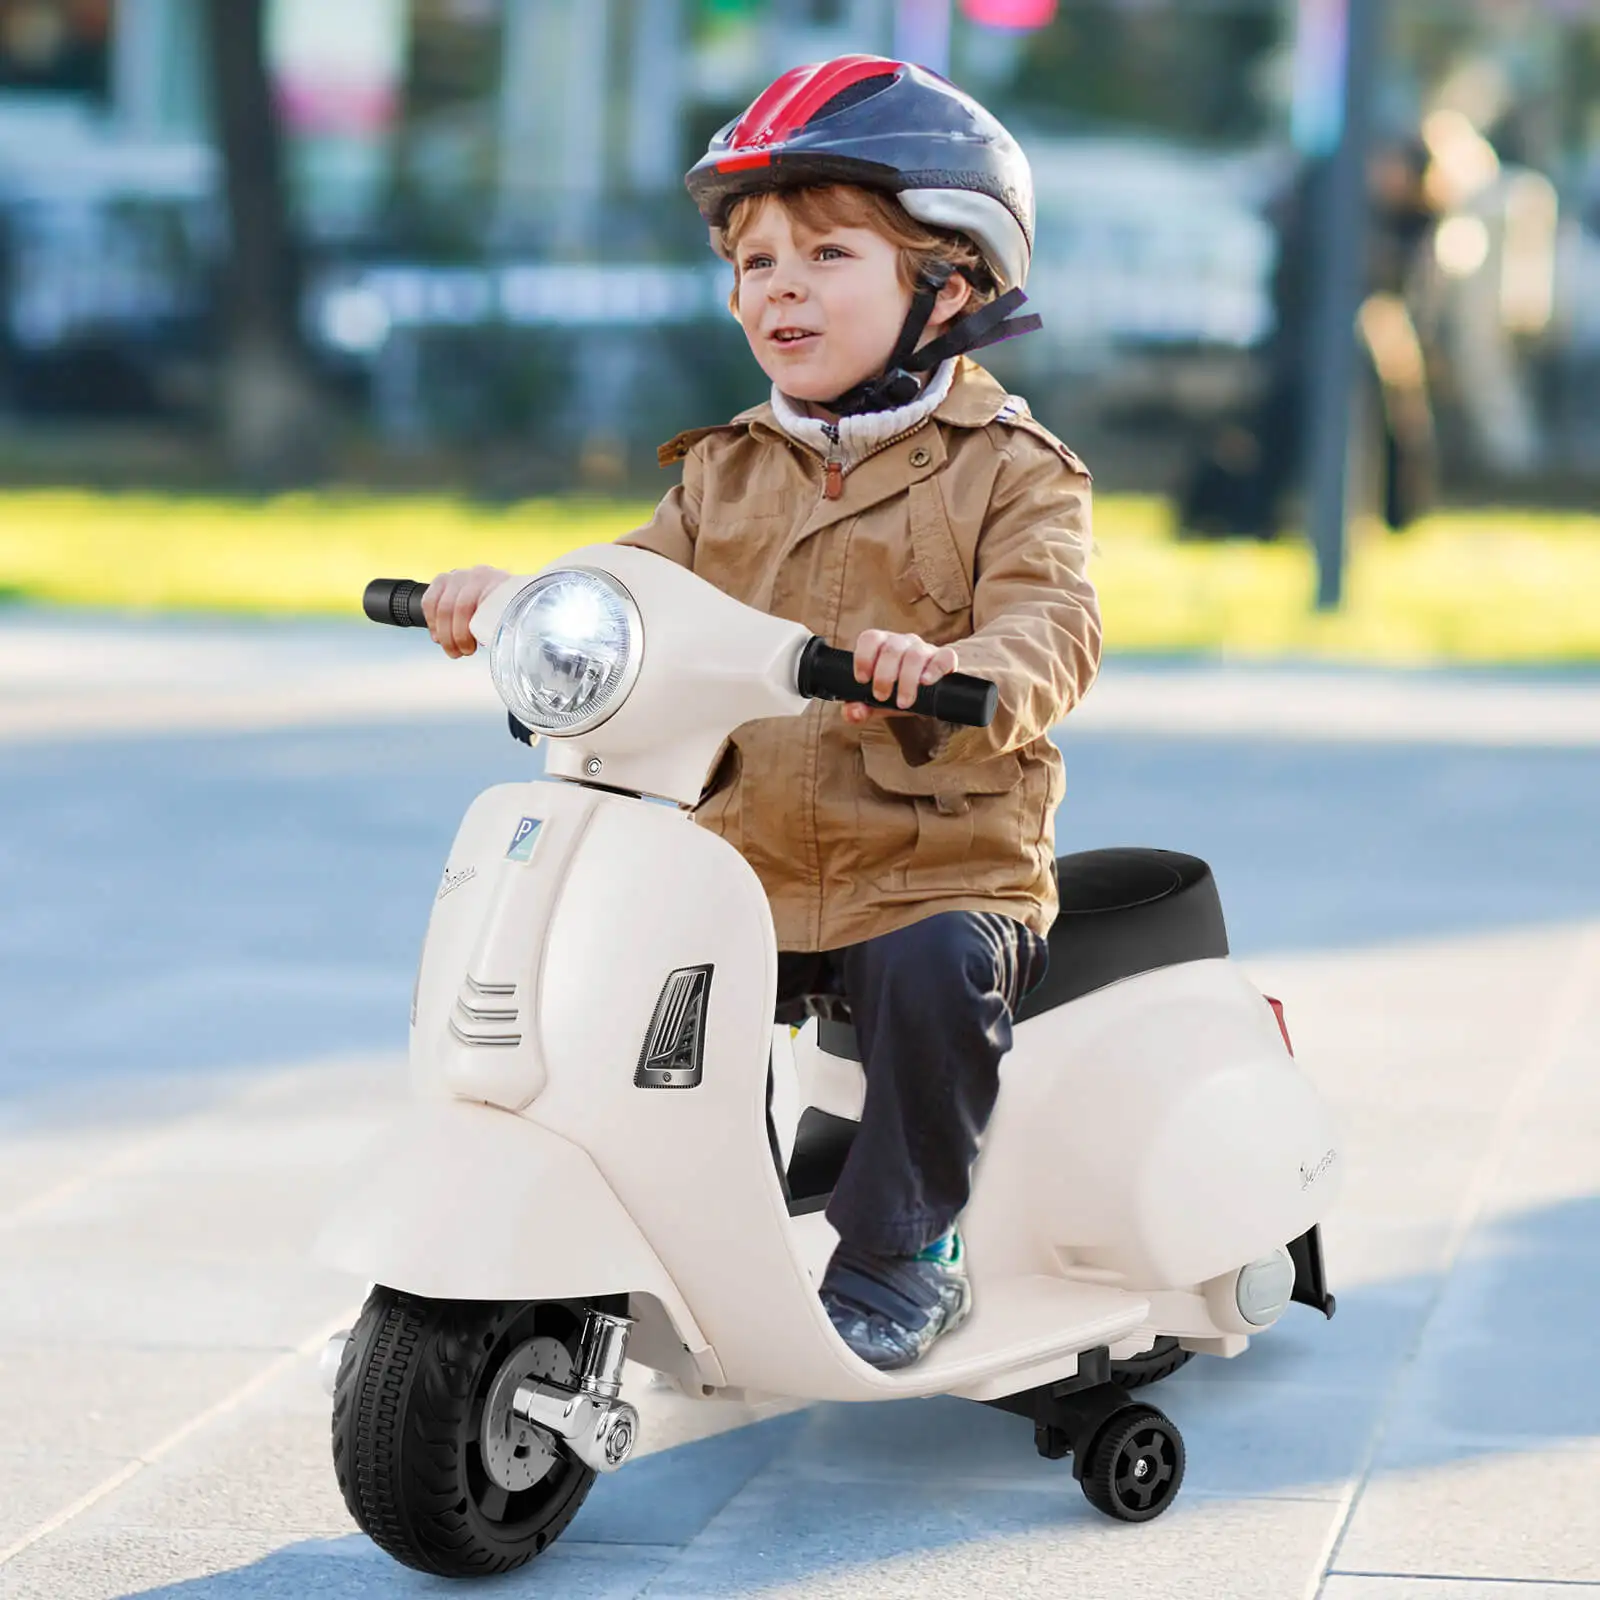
xmin=0 ymin=0 xmax=1594 ymax=654
xmin=2 ymin=12 xmax=1598 ymax=1594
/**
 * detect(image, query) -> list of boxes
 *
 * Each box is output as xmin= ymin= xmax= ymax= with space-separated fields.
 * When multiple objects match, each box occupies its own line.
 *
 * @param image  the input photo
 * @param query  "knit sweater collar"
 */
xmin=767 ymin=359 xmax=956 ymax=474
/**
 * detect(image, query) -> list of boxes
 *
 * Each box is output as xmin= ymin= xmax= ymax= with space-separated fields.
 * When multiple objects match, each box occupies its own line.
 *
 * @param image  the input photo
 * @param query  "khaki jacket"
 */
xmin=619 ymin=357 xmax=1100 ymax=952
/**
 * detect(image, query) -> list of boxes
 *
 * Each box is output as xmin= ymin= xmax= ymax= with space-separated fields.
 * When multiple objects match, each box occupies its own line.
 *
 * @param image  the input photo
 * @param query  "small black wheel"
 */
xmin=1109 ymin=1336 xmax=1194 ymax=1391
xmin=1081 ymin=1404 xmax=1186 ymax=1523
xmin=332 ymin=1288 xmax=597 ymax=1577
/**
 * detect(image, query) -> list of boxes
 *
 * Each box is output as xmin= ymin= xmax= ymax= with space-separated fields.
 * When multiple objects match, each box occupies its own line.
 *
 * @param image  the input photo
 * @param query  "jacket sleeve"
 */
xmin=894 ymin=430 xmax=1101 ymax=767
xmin=614 ymin=444 xmax=704 ymax=568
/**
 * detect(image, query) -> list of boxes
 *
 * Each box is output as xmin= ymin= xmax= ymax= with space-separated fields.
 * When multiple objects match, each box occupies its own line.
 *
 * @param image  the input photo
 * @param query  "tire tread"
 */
xmin=331 ymin=1290 xmax=595 ymax=1578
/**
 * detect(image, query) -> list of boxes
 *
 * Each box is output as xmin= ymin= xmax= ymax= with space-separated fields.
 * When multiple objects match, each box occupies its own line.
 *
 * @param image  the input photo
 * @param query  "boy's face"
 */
xmin=733 ymin=198 xmax=912 ymax=408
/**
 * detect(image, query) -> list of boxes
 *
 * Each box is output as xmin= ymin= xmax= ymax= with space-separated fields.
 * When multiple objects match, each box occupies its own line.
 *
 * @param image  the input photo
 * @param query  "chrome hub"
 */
xmin=481 ymin=1336 xmax=572 ymax=1492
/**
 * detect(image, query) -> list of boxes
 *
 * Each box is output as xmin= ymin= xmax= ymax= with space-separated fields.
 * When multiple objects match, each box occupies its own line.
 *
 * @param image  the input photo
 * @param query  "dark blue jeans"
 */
xmin=777 ymin=910 xmax=1049 ymax=1257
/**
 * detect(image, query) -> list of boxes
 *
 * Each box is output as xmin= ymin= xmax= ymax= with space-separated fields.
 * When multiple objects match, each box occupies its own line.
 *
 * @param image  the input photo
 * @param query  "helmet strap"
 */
xmin=823 ymin=263 xmax=1043 ymax=417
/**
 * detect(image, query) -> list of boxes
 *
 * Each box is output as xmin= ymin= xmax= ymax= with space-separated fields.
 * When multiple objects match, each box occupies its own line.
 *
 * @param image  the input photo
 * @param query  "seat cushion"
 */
xmin=1014 ymin=847 xmax=1229 ymax=1023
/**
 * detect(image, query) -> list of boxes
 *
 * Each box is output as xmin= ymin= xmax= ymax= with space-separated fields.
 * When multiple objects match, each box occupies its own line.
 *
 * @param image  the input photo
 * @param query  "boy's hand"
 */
xmin=422 ymin=565 xmax=510 ymax=658
xmin=846 ymin=630 xmax=960 ymax=724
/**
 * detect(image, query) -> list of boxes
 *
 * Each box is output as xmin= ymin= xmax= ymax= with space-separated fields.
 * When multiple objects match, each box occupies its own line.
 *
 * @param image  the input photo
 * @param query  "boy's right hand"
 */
xmin=422 ymin=565 xmax=510 ymax=658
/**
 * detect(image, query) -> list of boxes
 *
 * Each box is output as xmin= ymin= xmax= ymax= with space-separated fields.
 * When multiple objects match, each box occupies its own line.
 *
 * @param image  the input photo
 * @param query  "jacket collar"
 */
xmin=653 ymin=359 xmax=1014 ymax=563
xmin=732 ymin=356 xmax=1010 ymax=448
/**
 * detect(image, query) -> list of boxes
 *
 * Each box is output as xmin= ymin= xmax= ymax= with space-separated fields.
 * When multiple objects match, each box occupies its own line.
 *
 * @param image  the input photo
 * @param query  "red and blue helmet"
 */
xmin=685 ymin=55 xmax=1035 ymax=293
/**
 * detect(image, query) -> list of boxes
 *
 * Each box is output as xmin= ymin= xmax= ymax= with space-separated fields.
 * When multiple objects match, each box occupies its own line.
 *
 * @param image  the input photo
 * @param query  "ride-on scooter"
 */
xmin=318 ymin=546 xmax=1340 ymax=1579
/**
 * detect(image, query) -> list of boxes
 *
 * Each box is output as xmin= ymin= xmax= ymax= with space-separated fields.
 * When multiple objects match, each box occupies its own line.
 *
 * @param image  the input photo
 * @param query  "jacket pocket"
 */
xmin=858 ymin=727 xmax=1023 ymax=898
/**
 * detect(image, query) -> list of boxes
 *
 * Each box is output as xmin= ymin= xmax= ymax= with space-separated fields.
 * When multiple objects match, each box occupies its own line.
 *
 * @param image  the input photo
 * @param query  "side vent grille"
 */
xmin=449 ymin=973 xmax=521 ymax=1048
xmin=634 ymin=964 xmax=712 ymax=1089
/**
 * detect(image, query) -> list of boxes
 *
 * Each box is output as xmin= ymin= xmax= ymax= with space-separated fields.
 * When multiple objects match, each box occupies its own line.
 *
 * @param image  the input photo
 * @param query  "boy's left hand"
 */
xmin=846 ymin=630 xmax=960 ymax=723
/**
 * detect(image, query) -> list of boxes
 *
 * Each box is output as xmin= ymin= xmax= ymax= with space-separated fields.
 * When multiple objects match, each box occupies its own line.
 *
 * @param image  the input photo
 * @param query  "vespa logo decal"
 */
xmin=436 ymin=864 xmax=477 ymax=901
xmin=635 ymin=965 xmax=713 ymax=1089
xmin=506 ymin=816 xmax=543 ymax=862
xmin=1300 ymin=1148 xmax=1337 ymax=1191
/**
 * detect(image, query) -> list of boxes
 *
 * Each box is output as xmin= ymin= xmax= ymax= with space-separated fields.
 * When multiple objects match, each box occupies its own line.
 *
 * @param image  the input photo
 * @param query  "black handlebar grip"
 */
xmin=362 ymin=577 xmax=431 ymax=628
xmin=796 ymin=638 xmax=997 ymax=728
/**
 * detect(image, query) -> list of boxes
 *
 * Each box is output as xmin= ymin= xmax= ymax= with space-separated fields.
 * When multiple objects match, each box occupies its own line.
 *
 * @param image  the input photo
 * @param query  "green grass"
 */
xmin=2 ymin=489 xmax=1597 ymax=664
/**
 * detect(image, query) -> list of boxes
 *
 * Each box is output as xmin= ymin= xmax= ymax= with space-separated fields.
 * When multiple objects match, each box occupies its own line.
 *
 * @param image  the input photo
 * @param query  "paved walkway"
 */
xmin=1 ymin=611 xmax=1597 ymax=1598
xmin=4 ymin=612 xmax=1600 ymax=747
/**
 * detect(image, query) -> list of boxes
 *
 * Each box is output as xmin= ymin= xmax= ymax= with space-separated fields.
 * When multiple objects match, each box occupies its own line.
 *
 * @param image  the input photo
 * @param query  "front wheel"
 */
xmin=332 ymin=1288 xmax=596 ymax=1578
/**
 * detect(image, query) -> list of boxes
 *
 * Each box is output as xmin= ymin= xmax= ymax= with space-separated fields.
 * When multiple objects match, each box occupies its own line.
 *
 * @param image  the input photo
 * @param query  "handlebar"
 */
xmin=797 ymin=638 xmax=997 ymax=729
xmin=362 ymin=577 xmax=430 ymax=629
xmin=360 ymin=578 xmax=998 ymax=728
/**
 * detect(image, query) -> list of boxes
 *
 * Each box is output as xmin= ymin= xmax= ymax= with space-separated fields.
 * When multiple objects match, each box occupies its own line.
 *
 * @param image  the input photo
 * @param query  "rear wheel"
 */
xmin=1109 ymin=1336 xmax=1194 ymax=1391
xmin=1081 ymin=1404 xmax=1186 ymax=1522
xmin=332 ymin=1288 xmax=596 ymax=1578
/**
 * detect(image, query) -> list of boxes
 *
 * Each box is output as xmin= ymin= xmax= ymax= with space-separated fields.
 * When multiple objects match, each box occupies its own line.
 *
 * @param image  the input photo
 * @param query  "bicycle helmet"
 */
xmin=686 ymin=55 xmax=1042 ymax=414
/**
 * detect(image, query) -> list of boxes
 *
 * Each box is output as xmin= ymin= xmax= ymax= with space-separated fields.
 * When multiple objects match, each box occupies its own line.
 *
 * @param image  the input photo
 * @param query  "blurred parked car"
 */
xmin=0 ymin=103 xmax=218 ymax=416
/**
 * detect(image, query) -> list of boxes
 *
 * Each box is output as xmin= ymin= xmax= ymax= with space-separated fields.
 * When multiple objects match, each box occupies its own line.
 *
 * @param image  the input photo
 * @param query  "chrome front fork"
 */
xmin=511 ymin=1308 xmax=639 ymax=1474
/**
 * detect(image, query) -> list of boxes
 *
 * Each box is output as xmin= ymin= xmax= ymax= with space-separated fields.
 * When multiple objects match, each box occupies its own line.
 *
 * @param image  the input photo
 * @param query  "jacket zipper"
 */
xmin=817 ymin=416 xmax=932 ymax=503
xmin=822 ymin=422 xmax=843 ymax=500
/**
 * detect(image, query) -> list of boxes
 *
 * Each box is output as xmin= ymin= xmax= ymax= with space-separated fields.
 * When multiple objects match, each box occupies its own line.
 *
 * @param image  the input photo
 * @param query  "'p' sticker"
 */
xmin=506 ymin=816 xmax=543 ymax=862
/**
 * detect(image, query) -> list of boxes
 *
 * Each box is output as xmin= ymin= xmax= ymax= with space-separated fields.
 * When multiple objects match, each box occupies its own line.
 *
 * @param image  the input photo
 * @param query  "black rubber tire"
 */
xmin=1081 ymin=1404 xmax=1185 ymax=1523
xmin=331 ymin=1288 xmax=597 ymax=1578
xmin=1109 ymin=1336 xmax=1194 ymax=1391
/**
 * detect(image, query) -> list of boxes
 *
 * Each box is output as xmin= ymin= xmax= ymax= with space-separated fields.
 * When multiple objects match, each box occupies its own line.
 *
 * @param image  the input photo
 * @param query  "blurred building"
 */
xmin=0 ymin=0 xmax=1593 ymax=501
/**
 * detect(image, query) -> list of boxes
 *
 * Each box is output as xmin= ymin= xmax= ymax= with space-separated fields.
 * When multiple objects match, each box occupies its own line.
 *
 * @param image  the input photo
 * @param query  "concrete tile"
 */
xmin=65 ymin=1401 xmax=356 ymax=1543
xmin=774 ymin=1395 xmax=1066 ymax=1491
xmin=1324 ymin=1579 xmax=1600 ymax=1598
xmin=1170 ymin=1279 xmax=1433 ymax=1392
xmin=0 ymin=1529 xmax=289 ymax=1600
xmin=623 ymin=1370 xmax=808 ymax=1460
xmin=1154 ymin=1378 xmax=1381 ymax=1500
xmin=56 ymin=1352 xmax=379 ymax=1547
xmin=1336 ymin=1444 xmax=1600 ymax=1584
xmin=0 ymin=1529 xmax=502 ymax=1600
xmin=11 ymin=1163 xmax=363 ymax=1262
xmin=0 ymin=1451 xmax=139 ymax=1552
xmin=577 ymin=1411 xmax=808 ymax=1547
xmin=76 ymin=1359 xmax=803 ymax=1551
xmin=770 ymin=1380 xmax=1373 ymax=1505
xmin=1322 ymin=1219 xmax=1454 ymax=1287
xmin=0 ymin=1127 xmax=138 ymax=1218
xmin=1372 ymin=1198 xmax=1600 ymax=1448
xmin=648 ymin=1473 xmax=1339 ymax=1599
xmin=0 ymin=1346 xmax=271 ymax=1462
xmin=0 ymin=1252 xmax=361 ymax=1351
xmin=493 ymin=1541 xmax=678 ymax=1600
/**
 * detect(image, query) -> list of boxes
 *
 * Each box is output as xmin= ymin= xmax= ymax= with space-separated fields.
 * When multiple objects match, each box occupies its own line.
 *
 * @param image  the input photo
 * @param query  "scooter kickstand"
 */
xmin=510 ymin=1307 xmax=641 ymax=1475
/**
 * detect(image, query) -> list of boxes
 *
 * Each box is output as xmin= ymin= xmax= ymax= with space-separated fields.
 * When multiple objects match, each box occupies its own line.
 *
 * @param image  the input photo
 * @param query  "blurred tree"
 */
xmin=203 ymin=0 xmax=327 ymax=485
xmin=1006 ymin=0 xmax=1279 ymax=144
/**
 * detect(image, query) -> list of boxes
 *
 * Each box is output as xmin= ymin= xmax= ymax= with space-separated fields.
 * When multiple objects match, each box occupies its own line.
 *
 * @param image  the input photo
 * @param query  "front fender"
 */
xmin=315 ymin=1098 xmax=705 ymax=1348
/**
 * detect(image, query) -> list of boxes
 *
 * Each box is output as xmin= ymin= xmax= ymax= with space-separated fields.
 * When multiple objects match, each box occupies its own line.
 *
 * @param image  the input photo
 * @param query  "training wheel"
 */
xmin=1081 ymin=1404 xmax=1185 ymax=1522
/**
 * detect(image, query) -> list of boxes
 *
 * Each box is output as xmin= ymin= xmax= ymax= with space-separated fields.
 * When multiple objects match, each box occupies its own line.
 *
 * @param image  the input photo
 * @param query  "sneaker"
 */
xmin=819 ymin=1230 xmax=972 ymax=1372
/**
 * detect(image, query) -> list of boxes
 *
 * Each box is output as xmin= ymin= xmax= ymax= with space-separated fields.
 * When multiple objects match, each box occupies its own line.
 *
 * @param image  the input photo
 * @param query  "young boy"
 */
xmin=423 ymin=57 xmax=1101 ymax=1371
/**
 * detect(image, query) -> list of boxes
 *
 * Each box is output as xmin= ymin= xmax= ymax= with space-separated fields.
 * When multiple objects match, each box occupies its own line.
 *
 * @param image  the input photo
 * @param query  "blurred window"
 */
xmin=0 ymin=0 xmax=109 ymax=100
xmin=388 ymin=0 xmax=505 ymax=244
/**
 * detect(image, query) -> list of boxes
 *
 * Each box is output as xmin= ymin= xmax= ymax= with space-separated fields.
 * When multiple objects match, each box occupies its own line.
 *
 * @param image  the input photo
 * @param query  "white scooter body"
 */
xmin=320 ymin=545 xmax=1341 ymax=1416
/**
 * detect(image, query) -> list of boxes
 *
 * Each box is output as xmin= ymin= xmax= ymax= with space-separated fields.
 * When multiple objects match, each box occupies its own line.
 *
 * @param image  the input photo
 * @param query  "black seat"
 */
xmin=1015 ymin=846 xmax=1229 ymax=1022
xmin=783 ymin=848 xmax=1229 ymax=1212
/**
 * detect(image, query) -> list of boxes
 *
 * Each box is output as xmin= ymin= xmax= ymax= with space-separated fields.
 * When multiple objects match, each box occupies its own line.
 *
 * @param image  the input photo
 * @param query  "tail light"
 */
xmin=1264 ymin=995 xmax=1294 ymax=1056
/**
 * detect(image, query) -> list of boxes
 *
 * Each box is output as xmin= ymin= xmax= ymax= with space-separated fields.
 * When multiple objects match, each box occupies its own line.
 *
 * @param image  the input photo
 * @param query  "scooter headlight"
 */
xmin=490 ymin=569 xmax=642 ymax=736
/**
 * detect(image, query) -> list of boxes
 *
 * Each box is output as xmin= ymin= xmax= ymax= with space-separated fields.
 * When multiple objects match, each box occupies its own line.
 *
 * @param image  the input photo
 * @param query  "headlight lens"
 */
xmin=490 ymin=569 xmax=641 ymax=735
